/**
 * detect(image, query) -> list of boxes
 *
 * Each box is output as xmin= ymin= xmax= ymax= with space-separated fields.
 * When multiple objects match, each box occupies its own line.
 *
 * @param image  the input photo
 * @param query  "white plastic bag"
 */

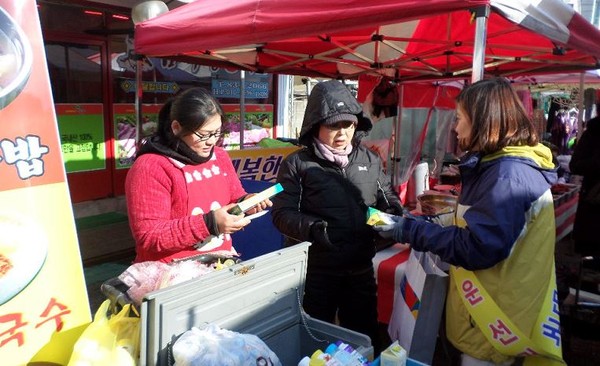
xmin=172 ymin=324 xmax=282 ymax=366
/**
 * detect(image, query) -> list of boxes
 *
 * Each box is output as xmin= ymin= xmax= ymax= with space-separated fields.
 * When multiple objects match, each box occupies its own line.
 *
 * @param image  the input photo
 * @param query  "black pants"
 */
xmin=302 ymin=266 xmax=381 ymax=355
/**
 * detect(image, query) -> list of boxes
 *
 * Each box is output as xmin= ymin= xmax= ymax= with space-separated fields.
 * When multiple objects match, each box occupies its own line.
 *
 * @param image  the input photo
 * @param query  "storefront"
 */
xmin=38 ymin=0 xmax=277 ymax=204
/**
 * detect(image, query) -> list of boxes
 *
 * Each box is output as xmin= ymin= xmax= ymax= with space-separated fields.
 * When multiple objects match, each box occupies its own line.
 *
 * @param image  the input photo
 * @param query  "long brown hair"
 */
xmin=456 ymin=78 xmax=537 ymax=154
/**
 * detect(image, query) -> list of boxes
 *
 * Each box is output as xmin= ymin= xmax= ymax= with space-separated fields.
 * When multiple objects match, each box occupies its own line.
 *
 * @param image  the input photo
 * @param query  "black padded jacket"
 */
xmin=271 ymin=80 xmax=402 ymax=271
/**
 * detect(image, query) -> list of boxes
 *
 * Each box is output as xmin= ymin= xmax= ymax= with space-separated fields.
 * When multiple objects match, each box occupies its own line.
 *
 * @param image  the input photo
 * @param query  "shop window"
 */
xmin=108 ymin=34 xmax=275 ymax=150
xmin=38 ymin=1 xmax=104 ymax=34
xmin=45 ymin=42 xmax=102 ymax=103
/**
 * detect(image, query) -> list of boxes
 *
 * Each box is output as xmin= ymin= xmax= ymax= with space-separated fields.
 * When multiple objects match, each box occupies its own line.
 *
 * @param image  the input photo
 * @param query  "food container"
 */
xmin=417 ymin=193 xmax=457 ymax=216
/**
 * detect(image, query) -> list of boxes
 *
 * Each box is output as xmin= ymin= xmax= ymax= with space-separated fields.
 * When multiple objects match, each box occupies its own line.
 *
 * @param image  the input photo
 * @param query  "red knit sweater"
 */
xmin=125 ymin=147 xmax=247 ymax=263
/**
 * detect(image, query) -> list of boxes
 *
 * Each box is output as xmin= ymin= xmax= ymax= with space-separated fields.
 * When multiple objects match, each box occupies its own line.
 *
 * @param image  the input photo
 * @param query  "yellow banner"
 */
xmin=228 ymin=146 xmax=299 ymax=181
xmin=0 ymin=1 xmax=91 ymax=364
xmin=452 ymin=267 xmax=564 ymax=365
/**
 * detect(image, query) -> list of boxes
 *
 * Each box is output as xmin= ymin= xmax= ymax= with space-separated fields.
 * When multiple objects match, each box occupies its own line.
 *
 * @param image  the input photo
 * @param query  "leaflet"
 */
xmin=228 ymin=183 xmax=283 ymax=215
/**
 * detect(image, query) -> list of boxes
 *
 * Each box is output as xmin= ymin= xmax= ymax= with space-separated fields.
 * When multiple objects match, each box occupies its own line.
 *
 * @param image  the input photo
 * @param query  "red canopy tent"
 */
xmin=135 ymin=0 xmax=600 ymax=82
xmin=133 ymin=0 xmax=600 ymax=193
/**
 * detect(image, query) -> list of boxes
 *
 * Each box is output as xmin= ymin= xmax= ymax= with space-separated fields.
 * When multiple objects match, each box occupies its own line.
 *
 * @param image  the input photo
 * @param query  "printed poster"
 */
xmin=113 ymin=103 xmax=160 ymax=169
xmin=0 ymin=1 xmax=91 ymax=364
xmin=222 ymin=104 xmax=273 ymax=148
xmin=56 ymin=103 xmax=106 ymax=173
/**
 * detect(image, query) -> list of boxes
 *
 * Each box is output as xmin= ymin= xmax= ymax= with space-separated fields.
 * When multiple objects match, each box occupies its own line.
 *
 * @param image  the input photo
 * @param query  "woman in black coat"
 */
xmin=569 ymin=113 xmax=600 ymax=256
xmin=271 ymin=80 xmax=403 ymax=355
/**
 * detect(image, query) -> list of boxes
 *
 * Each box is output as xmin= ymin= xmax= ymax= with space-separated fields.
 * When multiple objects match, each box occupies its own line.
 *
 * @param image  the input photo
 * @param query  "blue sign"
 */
xmin=211 ymin=79 xmax=269 ymax=99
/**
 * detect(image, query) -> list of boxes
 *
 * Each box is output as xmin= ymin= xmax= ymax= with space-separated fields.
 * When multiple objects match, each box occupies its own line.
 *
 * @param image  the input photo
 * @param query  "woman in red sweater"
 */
xmin=125 ymin=88 xmax=270 ymax=263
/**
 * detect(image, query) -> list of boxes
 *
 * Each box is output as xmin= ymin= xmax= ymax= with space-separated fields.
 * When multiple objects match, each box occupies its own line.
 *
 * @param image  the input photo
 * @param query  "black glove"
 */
xmin=309 ymin=221 xmax=338 ymax=251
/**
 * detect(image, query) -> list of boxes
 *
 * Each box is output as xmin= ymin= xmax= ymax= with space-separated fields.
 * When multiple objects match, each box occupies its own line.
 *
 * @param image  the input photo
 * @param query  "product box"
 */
xmin=139 ymin=242 xmax=373 ymax=365
xmin=380 ymin=340 xmax=407 ymax=365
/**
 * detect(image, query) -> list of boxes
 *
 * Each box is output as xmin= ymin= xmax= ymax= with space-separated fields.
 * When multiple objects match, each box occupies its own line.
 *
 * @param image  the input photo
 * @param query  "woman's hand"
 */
xmin=373 ymin=215 xmax=406 ymax=241
xmin=213 ymin=203 xmax=251 ymax=234
xmin=242 ymin=193 xmax=273 ymax=215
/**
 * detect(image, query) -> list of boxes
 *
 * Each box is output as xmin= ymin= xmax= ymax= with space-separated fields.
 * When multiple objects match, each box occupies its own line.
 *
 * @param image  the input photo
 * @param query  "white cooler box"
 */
xmin=139 ymin=242 xmax=374 ymax=365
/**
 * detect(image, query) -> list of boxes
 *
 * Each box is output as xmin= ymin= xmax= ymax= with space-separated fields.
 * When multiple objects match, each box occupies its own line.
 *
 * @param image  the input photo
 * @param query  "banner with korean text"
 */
xmin=0 ymin=1 xmax=91 ymax=364
xmin=228 ymin=146 xmax=298 ymax=182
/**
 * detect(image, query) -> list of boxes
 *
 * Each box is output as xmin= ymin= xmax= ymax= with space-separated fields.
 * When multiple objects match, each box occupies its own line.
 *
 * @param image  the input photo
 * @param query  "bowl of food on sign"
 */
xmin=0 ymin=213 xmax=48 ymax=305
xmin=0 ymin=7 xmax=32 ymax=110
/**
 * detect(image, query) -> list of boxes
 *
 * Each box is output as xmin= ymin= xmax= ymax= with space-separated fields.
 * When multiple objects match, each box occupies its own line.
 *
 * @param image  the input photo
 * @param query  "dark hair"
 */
xmin=456 ymin=78 xmax=538 ymax=154
xmin=372 ymin=79 xmax=399 ymax=118
xmin=157 ymin=87 xmax=224 ymax=144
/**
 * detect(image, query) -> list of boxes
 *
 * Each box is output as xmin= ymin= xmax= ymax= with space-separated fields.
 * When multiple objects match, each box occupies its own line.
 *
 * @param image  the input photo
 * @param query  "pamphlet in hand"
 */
xmin=228 ymin=183 xmax=283 ymax=215
xmin=366 ymin=207 xmax=396 ymax=226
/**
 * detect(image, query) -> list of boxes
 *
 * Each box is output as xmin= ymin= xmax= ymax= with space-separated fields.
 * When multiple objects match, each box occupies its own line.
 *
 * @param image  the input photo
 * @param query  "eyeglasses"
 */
xmin=192 ymin=130 xmax=222 ymax=142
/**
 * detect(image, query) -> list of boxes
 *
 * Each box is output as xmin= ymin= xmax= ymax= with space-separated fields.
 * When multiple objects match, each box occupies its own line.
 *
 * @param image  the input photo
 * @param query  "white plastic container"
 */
xmin=413 ymin=161 xmax=430 ymax=198
xmin=380 ymin=341 xmax=407 ymax=366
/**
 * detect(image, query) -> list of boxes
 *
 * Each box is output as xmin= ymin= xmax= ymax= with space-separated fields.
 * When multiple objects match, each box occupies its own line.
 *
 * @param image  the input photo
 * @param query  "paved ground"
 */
xmin=84 ymin=256 xmax=133 ymax=315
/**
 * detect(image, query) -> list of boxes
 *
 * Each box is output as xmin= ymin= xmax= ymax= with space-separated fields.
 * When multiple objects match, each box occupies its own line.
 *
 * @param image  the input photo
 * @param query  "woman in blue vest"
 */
xmin=377 ymin=78 xmax=562 ymax=365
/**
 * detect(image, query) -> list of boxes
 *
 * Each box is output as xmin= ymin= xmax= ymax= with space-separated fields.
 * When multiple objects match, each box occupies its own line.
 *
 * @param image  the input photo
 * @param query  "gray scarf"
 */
xmin=313 ymin=137 xmax=353 ymax=168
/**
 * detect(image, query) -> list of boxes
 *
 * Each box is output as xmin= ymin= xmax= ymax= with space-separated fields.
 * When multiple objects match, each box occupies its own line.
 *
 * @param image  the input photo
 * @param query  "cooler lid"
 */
xmin=140 ymin=242 xmax=310 ymax=366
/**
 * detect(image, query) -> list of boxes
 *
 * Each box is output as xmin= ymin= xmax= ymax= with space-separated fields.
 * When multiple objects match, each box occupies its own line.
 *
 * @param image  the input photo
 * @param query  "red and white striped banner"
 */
xmin=373 ymin=243 xmax=411 ymax=324
xmin=555 ymin=193 xmax=578 ymax=242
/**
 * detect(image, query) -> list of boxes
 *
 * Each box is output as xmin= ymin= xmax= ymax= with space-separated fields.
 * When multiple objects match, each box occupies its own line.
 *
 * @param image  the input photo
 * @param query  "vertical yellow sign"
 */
xmin=0 ymin=1 xmax=91 ymax=364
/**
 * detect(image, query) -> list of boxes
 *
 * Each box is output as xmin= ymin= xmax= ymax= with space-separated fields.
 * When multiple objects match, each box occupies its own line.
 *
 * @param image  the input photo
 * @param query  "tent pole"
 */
xmin=472 ymin=5 xmax=490 ymax=83
xmin=240 ymin=70 xmax=246 ymax=150
xmin=577 ymin=72 xmax=584 ymax=140
xmin=135 ymin=57 xmax=143 ymax=146
xmin=392 ymin=84 xmax=404 ymax=190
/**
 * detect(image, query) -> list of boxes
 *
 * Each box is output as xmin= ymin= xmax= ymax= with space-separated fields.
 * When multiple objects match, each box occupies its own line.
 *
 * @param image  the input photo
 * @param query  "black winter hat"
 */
xmin=299 ymin=80 xmax=372 ymax=144
xmin=323 ymin=113 xmax=358 ymax=126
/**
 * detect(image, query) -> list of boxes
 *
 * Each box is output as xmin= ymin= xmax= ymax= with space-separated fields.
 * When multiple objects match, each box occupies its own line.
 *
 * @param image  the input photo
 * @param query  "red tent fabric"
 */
xmin=134 ymin=0 xmax=600 ymax=82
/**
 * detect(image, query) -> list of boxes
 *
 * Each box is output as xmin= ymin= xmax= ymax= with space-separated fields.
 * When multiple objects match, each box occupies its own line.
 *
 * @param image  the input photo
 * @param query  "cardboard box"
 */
xmin=140 ymin=242 xmax=373 ymax=365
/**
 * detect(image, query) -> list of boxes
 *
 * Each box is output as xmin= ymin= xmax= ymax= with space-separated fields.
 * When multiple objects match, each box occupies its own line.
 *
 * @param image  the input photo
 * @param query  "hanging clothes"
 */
xmin=546 ymin=96 xmax=562 ymax=134
xmin=550 ymin=110 xmax=570 ymax=154
xmin=584 ymin=88 xmax=597 ymax=122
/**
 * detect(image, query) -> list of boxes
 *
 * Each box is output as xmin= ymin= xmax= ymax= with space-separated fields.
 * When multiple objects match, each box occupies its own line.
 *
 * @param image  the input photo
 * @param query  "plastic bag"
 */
xmin=118 ymin=261 xmax=170 ymax=305
xmin=171 ymin=324 xmax=282 ymax=366
xmin=159 ymin=260 xmax=215 ymax=289
xmin=68 ymin=299 xmax=140 ymax=366
xmin=119 ymin=260 xmax=217 ymax=306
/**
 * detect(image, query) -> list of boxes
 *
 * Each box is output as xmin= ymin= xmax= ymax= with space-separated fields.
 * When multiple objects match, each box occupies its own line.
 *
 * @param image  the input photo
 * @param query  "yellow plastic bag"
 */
xmin=110 ymin=302 xmax=141 ymax=365
xmin=67 ymin=299 xmax=140 ymax=366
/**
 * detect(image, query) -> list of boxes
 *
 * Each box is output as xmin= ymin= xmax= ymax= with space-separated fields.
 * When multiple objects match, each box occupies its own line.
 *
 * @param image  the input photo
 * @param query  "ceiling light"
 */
xmin=131 ymin=1 xmax=169 ymax=25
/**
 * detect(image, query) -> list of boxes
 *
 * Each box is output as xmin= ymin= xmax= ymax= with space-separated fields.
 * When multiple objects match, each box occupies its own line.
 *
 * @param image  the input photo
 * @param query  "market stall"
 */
xmin=129 ymin=0 xmax=600 ymax=363
xmin=133 ymin=0 xmax=600 ymax=194
xmin=134 ymin=0 xmax=600 ymax=83
xmin=358 ymin=79 xmax=460 ymax=202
